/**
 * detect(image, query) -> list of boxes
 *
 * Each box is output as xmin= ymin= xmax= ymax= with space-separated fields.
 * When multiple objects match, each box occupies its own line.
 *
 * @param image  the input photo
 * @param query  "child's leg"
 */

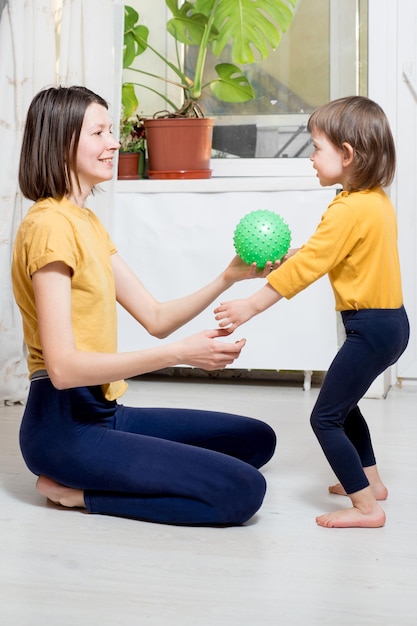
xmin=328 ymin=406 xmax=388 ymax=500
xmin=310 ymin=307 xmax=409 ymax=528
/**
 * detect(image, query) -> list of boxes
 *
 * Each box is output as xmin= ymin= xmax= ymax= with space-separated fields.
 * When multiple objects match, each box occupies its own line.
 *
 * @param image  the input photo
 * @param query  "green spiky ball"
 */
xmin=233 ymin=210 xmax=292 ymax=268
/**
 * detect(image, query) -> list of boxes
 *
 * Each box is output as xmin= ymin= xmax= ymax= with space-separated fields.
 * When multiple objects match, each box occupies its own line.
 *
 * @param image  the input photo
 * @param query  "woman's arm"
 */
xmin=112 ymin=253 xmax=279 ymax=339
xmin=33 ymin=261 xmax=247 ymax=390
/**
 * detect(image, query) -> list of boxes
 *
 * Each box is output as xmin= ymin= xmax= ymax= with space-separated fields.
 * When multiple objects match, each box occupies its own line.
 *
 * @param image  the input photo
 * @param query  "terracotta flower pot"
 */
xmin=117 ymin=150 xmax=145 ymax=180
xmin=144 ymin=117 xmax=214 ymax=179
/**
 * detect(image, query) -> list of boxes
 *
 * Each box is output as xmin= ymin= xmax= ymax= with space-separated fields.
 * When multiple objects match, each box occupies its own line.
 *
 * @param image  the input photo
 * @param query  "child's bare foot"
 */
xmin=328 ymin=465 xmax=388 ymax=500
xmin=317 ymin=484 xmax=385 ymax=528
xmin=328 ymin=482 xmax=348 ymax=496
xmin=316 ymin=504 xmax=386 ymax=528
xmin=36 ymin=476 xmax=86 ymax=509
xmin=328 ymin=481 xmax=388 ymax=501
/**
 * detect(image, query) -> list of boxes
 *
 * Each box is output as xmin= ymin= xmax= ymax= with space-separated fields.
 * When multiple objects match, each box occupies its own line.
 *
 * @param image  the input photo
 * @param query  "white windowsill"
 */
xmin=115 ymin=158 xmax=331 ymax=194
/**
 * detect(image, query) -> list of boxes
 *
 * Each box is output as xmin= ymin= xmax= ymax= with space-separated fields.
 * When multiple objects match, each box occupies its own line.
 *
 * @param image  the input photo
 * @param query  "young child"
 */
xmin=12 ymin=85 xmax=277 ymax=526
xmin=214 ymin=96 xmax=410 ymax=528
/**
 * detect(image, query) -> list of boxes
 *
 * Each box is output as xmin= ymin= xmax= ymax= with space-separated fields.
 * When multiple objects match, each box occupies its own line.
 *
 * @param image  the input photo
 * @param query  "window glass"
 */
xmin=185 ymin=0 xmax=368 ymax=158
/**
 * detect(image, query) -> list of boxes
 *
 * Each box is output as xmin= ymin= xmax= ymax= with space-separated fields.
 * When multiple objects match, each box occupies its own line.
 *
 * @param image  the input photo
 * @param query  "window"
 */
xmin=128 ymin=0 xmax=367 ymax=168
xmin=186 ymin=0 xmax=368 ymax=159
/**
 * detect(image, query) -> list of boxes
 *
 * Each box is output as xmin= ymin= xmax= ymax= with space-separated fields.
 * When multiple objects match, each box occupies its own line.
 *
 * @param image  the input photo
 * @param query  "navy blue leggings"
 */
xmin=19 ymin=379 xmax=276 ymax=526
xmin=310 ymin=306 xmax=409 ymax=494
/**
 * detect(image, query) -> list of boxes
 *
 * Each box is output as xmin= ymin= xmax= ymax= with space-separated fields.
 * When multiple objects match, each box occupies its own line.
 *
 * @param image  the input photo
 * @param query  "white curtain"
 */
xmin=0 ymin=0 xmax=122 ymax=404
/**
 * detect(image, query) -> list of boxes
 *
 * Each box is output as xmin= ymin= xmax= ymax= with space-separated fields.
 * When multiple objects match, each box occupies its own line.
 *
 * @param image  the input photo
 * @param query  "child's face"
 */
xmin=309 ymin=128 xmax=347 ymax=188
xmin=75 ymin=103 xmax=120 ymax=190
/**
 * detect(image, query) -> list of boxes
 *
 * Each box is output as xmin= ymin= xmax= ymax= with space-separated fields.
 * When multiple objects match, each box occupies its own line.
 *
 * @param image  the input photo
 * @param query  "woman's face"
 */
xmin=75 ymin=102 xmax=120 ymax=190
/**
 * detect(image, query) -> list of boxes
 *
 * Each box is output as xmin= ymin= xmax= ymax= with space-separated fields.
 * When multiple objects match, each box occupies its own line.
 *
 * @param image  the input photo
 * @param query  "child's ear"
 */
xmin=341 ymin=142 xmax=354 ymax=166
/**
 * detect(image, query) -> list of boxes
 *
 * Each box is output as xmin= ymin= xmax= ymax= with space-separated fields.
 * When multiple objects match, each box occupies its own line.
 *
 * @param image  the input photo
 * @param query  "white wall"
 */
xmin=368 ymin=0 xmax=417 ymax=383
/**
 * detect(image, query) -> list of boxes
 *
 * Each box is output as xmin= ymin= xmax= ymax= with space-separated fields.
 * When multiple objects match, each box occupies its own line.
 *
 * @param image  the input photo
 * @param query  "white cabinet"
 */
xmin=113 ymin=184 xmax=338 ymax=374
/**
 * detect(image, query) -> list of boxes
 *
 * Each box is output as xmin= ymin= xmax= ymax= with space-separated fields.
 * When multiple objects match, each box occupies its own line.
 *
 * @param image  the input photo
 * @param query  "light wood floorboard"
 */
xmin=1 ymin=377 xmax=416 ymax=625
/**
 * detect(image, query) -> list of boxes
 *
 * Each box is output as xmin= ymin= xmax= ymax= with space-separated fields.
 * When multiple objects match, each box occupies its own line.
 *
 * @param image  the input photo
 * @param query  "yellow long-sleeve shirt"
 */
xmin=267 ymin=188 xmax=403 ymax=311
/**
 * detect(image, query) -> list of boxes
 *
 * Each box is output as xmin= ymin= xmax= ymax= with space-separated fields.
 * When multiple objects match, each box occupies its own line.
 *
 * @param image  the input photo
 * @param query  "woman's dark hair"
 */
xmin=19 ymin=85 xmax=108 ymax=201
xmin=307 ymin=96 xmax=396 ymax=190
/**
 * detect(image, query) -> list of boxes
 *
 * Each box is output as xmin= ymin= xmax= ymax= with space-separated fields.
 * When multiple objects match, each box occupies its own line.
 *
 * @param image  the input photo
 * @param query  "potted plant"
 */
xmin=117 ymin=114 xmax=147 ymax=180
xmin=122 ymin=0 xmax=297 ymax=178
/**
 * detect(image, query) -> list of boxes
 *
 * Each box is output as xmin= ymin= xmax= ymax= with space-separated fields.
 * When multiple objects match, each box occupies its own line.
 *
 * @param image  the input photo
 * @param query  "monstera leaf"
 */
xmin=195 ymin=0 xmax=297 ymax=63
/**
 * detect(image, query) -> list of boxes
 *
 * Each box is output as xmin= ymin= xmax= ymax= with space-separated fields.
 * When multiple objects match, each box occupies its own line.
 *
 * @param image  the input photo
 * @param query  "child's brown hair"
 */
xmin=307 ymin=96 xmax=396 ymax=191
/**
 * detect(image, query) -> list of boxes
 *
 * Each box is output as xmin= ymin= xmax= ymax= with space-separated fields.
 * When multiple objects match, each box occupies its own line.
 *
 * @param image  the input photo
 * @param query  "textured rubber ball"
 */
xmin=233 ymin=209 xmax=292 ymax=268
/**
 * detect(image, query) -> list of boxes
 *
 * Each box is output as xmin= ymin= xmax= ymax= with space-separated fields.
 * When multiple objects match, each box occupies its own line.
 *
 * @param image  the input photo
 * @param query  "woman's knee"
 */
xmin=251 ymin=422 xmax=277 ymax=468
xmin=213 ymin=465 xmax=267 ymax=525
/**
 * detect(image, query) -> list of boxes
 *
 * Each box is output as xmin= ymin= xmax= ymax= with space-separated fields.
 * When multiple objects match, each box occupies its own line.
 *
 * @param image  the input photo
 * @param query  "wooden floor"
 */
xmin=1 ymin=375 xmax=417 ymax=625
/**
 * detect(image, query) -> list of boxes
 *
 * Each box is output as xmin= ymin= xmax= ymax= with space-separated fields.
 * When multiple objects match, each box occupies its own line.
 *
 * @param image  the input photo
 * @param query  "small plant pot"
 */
xmin=144 ymin=117 xmax=213 ymax=179
xmin=117 ymin=150 xmax=145 ymax=180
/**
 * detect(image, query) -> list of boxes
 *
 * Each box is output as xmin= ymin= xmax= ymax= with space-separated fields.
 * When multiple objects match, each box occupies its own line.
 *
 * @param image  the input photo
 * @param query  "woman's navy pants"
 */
xmin=19 ymin=379 xmax=276 ymax=526
xmin=310 ymin=306 xmax=409 ymax=494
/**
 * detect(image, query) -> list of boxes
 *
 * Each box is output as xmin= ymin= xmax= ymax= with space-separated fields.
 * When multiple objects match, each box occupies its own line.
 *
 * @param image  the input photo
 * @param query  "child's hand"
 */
xmin=214 ymin=298 xmax=254 ymax=332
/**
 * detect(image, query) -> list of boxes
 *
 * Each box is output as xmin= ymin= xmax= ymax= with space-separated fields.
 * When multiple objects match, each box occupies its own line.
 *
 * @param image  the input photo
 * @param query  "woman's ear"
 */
xmin=341 ymin=142 xmax=354 ymax=166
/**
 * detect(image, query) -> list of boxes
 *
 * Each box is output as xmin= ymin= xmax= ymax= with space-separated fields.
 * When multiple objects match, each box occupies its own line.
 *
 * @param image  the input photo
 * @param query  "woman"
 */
xmin=12 ymin=85 xmax=277 ymax=526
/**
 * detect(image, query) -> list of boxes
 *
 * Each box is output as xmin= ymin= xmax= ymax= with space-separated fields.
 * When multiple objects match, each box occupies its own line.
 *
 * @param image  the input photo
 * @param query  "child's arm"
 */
xmin=214 ymin=283 xmax=283 ymax=332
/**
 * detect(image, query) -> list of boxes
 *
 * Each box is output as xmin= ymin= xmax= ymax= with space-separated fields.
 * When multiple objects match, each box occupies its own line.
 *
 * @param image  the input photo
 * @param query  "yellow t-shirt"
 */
xmin=267 ymin=188 xmax=403 ymax=310
xmin=12 ymin=197 xmax=127 ymax=401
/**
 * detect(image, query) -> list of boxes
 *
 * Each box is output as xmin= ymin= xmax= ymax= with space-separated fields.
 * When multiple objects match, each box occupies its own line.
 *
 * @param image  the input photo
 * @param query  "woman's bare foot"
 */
xmin=328 ymin=465 xmax=388 ymax=500
xmin=36 ymin=476 xmax=86 ymax=509
xmin=317 ymin=485 xmax=385 ymax=528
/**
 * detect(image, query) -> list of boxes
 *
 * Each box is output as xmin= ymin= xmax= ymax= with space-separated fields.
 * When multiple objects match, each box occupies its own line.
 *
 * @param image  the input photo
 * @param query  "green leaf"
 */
xmin=194 ymin=0 xmax=298 ymax=64
xmin=167 ymin=13 xmax=211 ymax=46
xmin=122 ymin=83 xmax=139 ymax=118
xmin=123 ymin=7 xmax=149 ymax=68
xmin=166 ymin=1 xmax=219 ymax=46
xmin=165 ymin=0 xmax=186 ymax=17
xmin=210 ymin=63 xmax=255 ymax=102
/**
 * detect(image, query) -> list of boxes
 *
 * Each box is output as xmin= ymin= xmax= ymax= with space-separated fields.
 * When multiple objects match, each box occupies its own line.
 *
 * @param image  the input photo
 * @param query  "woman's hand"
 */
xmin=223 ymin=255 xmax=281 ymax=284
xmin=174 ymin=329 xmax=246 ymax=370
